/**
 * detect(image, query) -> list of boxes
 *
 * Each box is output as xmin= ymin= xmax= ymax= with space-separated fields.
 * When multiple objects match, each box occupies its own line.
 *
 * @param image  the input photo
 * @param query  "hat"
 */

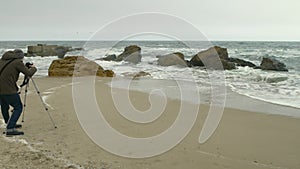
xmin=14 ymin=49 xmax=24 ymax=58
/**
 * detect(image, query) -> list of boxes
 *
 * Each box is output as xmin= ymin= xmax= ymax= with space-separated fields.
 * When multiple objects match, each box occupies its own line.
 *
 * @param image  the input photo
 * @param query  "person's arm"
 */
xmin=15 ymin=60 xmax=37 ymax=77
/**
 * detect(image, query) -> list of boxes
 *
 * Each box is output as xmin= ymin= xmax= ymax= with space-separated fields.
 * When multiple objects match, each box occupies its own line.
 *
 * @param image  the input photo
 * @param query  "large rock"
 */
xmin=157 ymin=52 xmax=187 ymax=67
xmin=27 ymin=44 xmax=82 ymax=58
xmin=55 ymin=46 xmax=69 ymax=58
xmin=190 ymin=46 xmax=229 ymax=66
xmin=172 ymin=52 xmax=185 ymax=60
xmin=260 ymin=57 xmax=288 ymax=71
xmin=190 ymin=46 xmax=235 ymax=70
xmin=116 ymin=45 xmax=142 ymax=64
xmin=48 ymin=56 xmax=114 ymax=77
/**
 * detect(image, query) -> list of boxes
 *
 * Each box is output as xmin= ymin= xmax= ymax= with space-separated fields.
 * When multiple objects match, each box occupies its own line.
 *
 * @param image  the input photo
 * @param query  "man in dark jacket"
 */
xmin=0 ymin=49 xmax=37 ymax=136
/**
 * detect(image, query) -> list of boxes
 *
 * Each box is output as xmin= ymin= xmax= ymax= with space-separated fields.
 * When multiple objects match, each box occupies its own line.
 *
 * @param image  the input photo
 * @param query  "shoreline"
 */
xmin=105 ymin=77 xmax=300 ymax=119
xmin=1 ymin=77 xmax=300 ymax=169
xmin=225 ymin=88 xmax=300 ymax=118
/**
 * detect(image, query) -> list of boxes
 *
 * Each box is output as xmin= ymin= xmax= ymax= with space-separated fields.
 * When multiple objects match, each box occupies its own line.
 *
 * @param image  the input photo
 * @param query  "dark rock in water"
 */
xmin=256 ymin=75 xmax=288 ymax=83
xmin=133 ymin=71 xmax=151 ymax=80
xmin=71 ymin=47 xmax=84 ymax=51
xmin=48 ymin=56 xmax=114 ymax=77
xmin=190 ymin=46 xmax=229 ymax=67
xmin=190 ymin=46 xmax=235 ymax=70
xmin=116 ymin=45 xmax=142 ymax=64
xmin=260 ymin=57 xmax=288 ymax=71
xmin=98 ymin=54 xmax=117 ymax=61
xmin=55 ymin=46 xmax=69 ymax=58
xmin=157 ymin=52 xmax=187 ymax=67
xmin=221 ymin=60 xmax=236 ymax=70
xmin=193 ymin=59 xmax=235 ymax=70
xmin=214 ymin=46 xmax=229 ymax=60
xmin=228 ymin=58 xmax=257 ymax=68
xmin=26 ymin=44 xmax=82 ymax=58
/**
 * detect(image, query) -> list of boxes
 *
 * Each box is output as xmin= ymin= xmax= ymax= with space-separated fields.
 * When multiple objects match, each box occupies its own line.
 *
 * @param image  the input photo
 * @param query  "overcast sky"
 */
xmin=0 ymin=0 xmax=299 ymax=41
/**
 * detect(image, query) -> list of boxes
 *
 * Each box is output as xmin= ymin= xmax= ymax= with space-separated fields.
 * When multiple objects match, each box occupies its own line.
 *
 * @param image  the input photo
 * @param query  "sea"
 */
xmin=0 ymin=41 xmax=299 ymax=115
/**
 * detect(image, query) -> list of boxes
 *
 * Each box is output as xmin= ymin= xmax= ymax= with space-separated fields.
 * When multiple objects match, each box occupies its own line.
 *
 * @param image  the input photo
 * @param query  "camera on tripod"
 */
xmin=25 ymin=62 xmax=33 ymax=68
xmin=20 ymin=62 xmax=34 ymax=88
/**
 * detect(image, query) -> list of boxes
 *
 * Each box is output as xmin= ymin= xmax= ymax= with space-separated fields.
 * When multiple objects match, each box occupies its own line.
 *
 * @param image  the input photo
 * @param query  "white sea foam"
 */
xmin=226 ymin=67 xmax=300 ymax=109
xmin=23 ymin=56 xmax=58 ymax=76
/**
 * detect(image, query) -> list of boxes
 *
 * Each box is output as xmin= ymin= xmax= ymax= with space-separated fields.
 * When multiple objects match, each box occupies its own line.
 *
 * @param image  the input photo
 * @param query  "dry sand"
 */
xmin=0 ymin=77 xmax=300 ymax=169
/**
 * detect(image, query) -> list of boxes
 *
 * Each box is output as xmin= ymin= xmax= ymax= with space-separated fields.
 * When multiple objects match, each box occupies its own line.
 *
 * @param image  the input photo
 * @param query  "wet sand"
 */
xmin=1 ymin=77 xmax=300 ymax=169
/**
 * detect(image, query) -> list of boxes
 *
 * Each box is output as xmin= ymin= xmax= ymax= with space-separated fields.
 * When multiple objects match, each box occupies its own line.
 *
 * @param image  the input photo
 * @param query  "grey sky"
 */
xmin=0 ymin=0 xmax=299 ymax=41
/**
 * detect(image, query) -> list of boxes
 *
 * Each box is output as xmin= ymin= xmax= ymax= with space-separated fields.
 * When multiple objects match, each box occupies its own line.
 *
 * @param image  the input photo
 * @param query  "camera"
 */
xmin=25 ymin=62 xmax=33 ymax=68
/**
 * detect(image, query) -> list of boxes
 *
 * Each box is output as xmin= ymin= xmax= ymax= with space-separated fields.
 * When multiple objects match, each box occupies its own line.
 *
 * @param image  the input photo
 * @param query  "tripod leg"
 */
xmin=21 ymin=83 xmax=29 ymax=122
xmin=30 ymin=78 xmax=57 ymax=128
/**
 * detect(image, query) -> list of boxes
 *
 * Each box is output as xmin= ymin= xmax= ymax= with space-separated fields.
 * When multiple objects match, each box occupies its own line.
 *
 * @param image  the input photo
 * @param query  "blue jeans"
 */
xmin=0 ymin=94 xmax=23 ymax=129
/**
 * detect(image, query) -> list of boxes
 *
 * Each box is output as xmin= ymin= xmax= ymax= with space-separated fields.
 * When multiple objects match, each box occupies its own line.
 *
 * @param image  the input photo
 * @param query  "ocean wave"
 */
xmin=226 ymin=67 xmax=300 ymax=109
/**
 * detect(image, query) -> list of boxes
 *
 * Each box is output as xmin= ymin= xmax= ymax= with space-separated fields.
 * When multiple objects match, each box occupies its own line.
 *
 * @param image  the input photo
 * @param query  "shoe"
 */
xmin=15 ymin=124 xmax=22 ymax=129
xmin=2 ymin=124 xmax=22 ymax=134
xmin=6 ymin=129 xmax=24 ymax=137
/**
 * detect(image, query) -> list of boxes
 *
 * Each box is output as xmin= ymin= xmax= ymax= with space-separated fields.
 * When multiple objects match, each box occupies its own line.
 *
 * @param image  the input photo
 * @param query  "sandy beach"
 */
xmin=1 ymin=77 xmax=300 ymax=169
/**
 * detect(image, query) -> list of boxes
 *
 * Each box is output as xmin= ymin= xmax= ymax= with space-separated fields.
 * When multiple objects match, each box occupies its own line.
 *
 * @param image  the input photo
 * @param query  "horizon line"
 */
xmin=0 ymin=39 xmax=300 ymax=42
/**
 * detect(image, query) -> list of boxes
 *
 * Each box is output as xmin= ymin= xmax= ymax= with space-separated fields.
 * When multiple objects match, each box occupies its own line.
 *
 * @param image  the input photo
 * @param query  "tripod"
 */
xmin=21 ymin=77 xmax=57 ymax=128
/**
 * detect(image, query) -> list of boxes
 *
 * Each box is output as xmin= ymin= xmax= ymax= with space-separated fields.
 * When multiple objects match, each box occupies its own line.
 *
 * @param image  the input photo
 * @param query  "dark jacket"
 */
xmin=0 ymin=51 xmax=37 ymax=94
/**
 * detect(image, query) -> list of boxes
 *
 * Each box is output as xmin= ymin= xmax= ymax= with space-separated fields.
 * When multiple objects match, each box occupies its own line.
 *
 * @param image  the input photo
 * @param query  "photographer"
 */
xmin=0 ymin=49 xmax=37 ymax=136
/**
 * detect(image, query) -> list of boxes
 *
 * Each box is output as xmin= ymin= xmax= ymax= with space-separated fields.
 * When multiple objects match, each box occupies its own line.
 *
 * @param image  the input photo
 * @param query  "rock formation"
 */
xmin=157 ymin=52 xmax=188 ymax=67
xmin=260 ymin=57 xmax=288 ymax=71
xmin=48 ymin=56 xmax=114 ymax=77
xmin=27 ymin=44 xmax=83 ymax=58
xmin=190 ymin=46 xmax=235 ymax=70
xmin=94 ymin=45 xmax=289 ymax=72
xmin=116 ymin=45 xmax=142 ymax=64
xmin=189 ymin=46 xmax=261 ymax=70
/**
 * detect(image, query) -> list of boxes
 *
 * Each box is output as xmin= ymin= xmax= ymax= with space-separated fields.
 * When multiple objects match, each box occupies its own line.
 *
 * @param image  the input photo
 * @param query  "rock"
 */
xmin=48 ymin=56 xmax=114 ymax=77
xmin=256 ymin=75 xmax=288 ymax=83
xmin=260 ymin=57 xmax=288 ymax=71
xmin=133 ymin=71 xmax=151 ymax=80
xmin=70 ymin=47 xmax=84 ymax=51
xmin=190 ymin=46 xmax=229 ymax=67
xmin=220 ymin=60 xmax=236 ymax=70
xmin=27 ymin=44 xmax=82 ymax=58
xmin=228 ymin=58 xmax=257 ymax=67
xmin=98 ymin=54 xmax=117 ymax=61
xmin=266 ymin=76 xmax=288 ymax=83
xmin=157 ymin=52 xmax=187 ymax=67
xmin=27 ymin=44 xmax=70 ymax=57
xmin=172 ymin=52 xmax=185 ymax=60
xmin=214 ymin=46 xmax=229 ymax=60
xmin=190 ymin=46 xmax=235 ymax=70
xmin=116 ymin=45 xmax=142 ymax=64
xmin=55 ymin=46 xmax=68 ymax=59
xmin=124 ymin=53 xmax=141 ymax=64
